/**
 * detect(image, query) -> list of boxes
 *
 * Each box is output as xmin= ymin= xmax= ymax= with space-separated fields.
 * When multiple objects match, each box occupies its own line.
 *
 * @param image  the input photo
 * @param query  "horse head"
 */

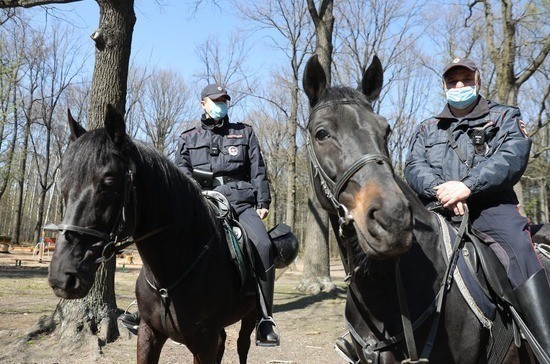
xmin=48 ymin=105 xmax=136 ymax=299
xmin=303 ymin=55 xmax=413 ymax=259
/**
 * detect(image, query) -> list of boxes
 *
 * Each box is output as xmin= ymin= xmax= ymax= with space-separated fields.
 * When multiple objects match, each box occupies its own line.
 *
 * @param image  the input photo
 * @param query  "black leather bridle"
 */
xmin=57 ymin=150 xmax=162 ymax=264
xmin=306 ymin=98 xmax=394 ymax=236
xmin=306 ymin=98 xmax=444 ymax=363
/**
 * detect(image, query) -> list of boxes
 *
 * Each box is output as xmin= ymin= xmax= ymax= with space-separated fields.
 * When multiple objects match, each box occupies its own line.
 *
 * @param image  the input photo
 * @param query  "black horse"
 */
xmin=302 ymin=54 xmax=535 ymax=363
xmin=48 ymin=106 xmax=273 ymax=363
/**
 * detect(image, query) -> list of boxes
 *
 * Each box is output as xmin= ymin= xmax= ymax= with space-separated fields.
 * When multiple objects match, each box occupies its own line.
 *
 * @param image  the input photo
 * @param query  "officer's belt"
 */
xmin=213 ymin=175 xmax=246 ymax=187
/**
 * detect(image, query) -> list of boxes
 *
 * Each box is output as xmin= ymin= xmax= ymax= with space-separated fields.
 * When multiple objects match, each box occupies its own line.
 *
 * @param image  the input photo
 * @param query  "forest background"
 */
xmin=0 ymin=0 xmax=548 ymax=358
xmin=0 ymin=0 xmax=548 ymax=279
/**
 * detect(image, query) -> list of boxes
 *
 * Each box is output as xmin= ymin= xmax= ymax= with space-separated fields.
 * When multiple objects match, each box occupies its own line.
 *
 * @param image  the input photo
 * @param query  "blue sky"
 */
xmin=45 ymin=1 xmax=263 ymax=80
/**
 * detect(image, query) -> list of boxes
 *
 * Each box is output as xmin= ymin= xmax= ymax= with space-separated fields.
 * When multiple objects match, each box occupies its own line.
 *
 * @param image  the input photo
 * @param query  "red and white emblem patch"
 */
xmin=518 ymin=120 xmax=528 ymax=138
xmin=227 ymin=146 xmax=239 ymax=156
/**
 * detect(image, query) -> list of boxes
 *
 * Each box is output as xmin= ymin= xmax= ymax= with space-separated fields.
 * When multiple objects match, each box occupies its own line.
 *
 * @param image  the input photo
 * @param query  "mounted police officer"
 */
xmin=404 ymin=58 xmax=550 ymax=355
xmin=119 ymin=84 xmax=280 ymax=347
xmin=176 ymin=84 xmax=279 ymax=347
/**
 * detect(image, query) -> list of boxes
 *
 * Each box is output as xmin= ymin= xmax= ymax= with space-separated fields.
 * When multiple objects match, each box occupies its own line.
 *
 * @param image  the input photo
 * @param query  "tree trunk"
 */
xmin=21 ymin=0 xmax=136 ymax=353
xmin=306 ymin=0 xmax=334 ymax=85
xmin=540 ymin=178 xmax=548 ymax=224
xmin=285 ymin=82 xmax=299 ymax=228
xmin=87 ymin=0 xmax=135 ymax=127
xmin=298 ymin=0 xmax=335 ymax=292
xmin=478 ymin=0 xmax=550 ymax=215
xmin=296 ymin=191 xmax=334 ymax=293
xmin=12 ymin=89 xmax=33 ymax=244
xmin=0 ymin=69 xmax=18 ymax=200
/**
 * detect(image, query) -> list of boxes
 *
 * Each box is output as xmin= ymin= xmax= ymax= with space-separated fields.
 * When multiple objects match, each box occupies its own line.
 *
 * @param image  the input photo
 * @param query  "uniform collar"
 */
xmin=200 ymin=114 xmax=230 ymax=130
xmin=435 ymin=96 xmax=490 ymax=121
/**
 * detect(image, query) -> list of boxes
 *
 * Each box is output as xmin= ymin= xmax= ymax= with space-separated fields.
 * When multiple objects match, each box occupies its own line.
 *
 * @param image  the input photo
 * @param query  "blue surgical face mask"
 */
xmin=445 ymin=86 xmax=478 ymax=109
xmin=208 ymin=102 xmax=228 ymax=120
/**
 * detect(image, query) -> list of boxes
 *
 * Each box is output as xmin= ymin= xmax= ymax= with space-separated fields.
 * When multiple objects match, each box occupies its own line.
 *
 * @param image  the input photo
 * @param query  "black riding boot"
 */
xmin=255 ymin=266 xmax=280 ymax=347
xmin=513 ymin=269 xmax=550 ymax=357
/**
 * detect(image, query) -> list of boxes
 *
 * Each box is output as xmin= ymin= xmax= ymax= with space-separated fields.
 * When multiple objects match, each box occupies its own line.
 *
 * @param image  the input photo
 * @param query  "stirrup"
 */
xmin=118 ymin=300 xmax=139 ymax=335
xmin=255 ymin=317 xmax=280 ymax=347
xmin=334 ymin=333 xmax=359 ymax=363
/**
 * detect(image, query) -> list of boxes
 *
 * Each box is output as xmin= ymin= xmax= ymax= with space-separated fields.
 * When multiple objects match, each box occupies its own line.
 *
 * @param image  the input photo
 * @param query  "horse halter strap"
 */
xmin=58 ymin=150 xmax=142 ymax=264
xmin=306 ymin=99 xmax=393 ymax=235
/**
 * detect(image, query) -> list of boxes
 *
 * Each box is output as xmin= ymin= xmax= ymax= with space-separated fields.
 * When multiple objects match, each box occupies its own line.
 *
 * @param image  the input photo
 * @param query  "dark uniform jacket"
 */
xmin=404 ymin=96 xmax=531 ymax=210
xmin=175 ymin=115 xmax=271 ymax=214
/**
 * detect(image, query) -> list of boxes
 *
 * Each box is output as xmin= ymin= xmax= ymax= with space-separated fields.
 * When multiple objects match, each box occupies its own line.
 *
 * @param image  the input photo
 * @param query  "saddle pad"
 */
xmin=223 ymin=220 xmax=250 ymax=290
xmin=435 ymin=213 xmax=496 ymax=329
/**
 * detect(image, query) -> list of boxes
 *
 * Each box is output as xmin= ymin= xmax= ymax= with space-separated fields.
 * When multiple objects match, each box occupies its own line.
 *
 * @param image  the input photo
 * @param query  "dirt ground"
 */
xmin=0 ymin=246 xmax=349 ymax=364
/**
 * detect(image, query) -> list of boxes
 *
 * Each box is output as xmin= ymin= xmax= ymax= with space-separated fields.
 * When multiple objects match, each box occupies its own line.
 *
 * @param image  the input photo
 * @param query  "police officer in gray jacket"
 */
xmin=405 ymin=58 xmax=550 ymax=354
xmin=175 ymin=84 xmax=279 ymax=347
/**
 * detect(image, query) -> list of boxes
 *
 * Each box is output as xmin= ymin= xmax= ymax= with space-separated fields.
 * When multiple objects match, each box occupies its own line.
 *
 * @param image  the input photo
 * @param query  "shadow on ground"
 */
xmin=275 ymin=286 xmax=347 ymax=313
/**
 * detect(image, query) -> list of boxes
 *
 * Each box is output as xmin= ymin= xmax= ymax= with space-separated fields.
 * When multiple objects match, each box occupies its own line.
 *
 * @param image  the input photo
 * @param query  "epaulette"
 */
xmin=181 ymin=120 xmax=203 ymax=135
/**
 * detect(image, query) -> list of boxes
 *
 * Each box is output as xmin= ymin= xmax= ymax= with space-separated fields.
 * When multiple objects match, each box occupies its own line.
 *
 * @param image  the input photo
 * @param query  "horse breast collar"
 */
xmin=306 ymin=98 xmax=393 ymax=236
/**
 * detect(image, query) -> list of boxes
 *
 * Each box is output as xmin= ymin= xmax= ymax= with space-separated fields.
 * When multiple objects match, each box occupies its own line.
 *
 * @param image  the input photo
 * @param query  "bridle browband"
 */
xmin=57 ymin=150 xmax=165 ymax=264
xmin=306 ymin=98 xmax=394 ymax=236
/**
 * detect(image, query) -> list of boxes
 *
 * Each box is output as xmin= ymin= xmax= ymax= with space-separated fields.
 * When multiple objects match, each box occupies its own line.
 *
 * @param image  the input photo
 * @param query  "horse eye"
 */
xmin=315 ymin=129 xmax=330 ymax=141
xmin=103 ymin=176 xmax=116 ymax=187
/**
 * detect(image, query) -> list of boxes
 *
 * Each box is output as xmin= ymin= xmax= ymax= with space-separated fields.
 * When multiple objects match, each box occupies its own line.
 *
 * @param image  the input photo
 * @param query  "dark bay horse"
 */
xmin=302 ymin=54 xmax=533 ymax=363
xmin=48 ymin=105 xmax=258 ymax=363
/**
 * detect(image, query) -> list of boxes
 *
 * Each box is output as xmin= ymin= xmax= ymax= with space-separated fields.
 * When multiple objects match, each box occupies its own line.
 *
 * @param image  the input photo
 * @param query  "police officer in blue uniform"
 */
xmin=175 ymin=84 xmax=279 ymax=347
xmin=404 ymin=58 xmax=550 ymax=354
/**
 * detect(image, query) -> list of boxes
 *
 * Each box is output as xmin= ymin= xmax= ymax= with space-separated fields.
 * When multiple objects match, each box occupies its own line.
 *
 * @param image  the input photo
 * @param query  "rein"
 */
xmin=306 ymin=99 xmax=393 ymax=236
xmin=344 ymin=209 xmax=470 ymax=363
xmin=307 ymin=98 xmax=470 ymax=362
xmin=58 ymin=150 xmax=166 ymax=264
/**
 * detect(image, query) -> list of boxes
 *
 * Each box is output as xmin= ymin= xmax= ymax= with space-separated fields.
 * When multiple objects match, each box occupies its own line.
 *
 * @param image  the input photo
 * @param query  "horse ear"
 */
xmin=303 ymin=54 xmax=327 ymax=107
xmin=361 ymin=55 xmax=383 ymax=102
xmin=68 ymin=109 xmax=87 ymax=141
xmin=104 ymin=104 xmax=126 ymax=146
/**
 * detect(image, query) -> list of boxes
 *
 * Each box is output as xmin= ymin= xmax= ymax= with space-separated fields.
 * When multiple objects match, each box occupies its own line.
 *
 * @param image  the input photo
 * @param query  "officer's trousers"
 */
xmin=238 ymin=207 xmax=274 ymax=279
xmin=471 ymin=203 xmax=542 ymax=288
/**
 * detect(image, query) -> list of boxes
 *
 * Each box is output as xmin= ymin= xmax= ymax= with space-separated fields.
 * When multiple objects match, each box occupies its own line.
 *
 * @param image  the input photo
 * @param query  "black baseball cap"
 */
xmin=200 ymin=84 xmax=231 ymax=101
xmin=442 ymin=58 xmax=478 ymax=77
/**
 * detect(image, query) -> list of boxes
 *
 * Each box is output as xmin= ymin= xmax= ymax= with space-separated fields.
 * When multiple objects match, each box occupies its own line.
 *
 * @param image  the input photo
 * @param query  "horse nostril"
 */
xmin=366 ymin=202 xmax=381 ymax=222
xmin=64 ymin=273 xmax=80 ymax=290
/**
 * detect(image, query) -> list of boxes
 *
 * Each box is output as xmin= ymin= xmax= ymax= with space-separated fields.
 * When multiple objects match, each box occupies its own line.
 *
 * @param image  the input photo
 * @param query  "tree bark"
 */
xmin=285 ymin=82 xmax=299 ymax=228
xmin=12 ymin=76 xmax=34 ymax=244
xmin=473 ymin=0 xmax=550 ymax=214
xmin=87 ymin=0 xmax=135 ymax=127
xmin=306 ymin=0 xmax=334 ymax=84
xmin=298 ymin=0 xmax=334 ymax=293
xmin=296 ymin=192 xmax=334 ymax=293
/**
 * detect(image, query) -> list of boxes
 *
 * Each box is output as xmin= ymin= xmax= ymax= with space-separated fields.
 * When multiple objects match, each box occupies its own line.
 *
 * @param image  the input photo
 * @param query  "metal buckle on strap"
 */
xmin=213 ymin=176 xmax=225 ymax=186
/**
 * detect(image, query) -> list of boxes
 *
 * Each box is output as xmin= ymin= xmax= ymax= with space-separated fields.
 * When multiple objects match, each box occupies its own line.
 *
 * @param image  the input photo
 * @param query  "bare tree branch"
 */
xmin=0 ymin=0 xmax=82 ymax=8
xmin=516 ymin=38 xmax=550 ymax=87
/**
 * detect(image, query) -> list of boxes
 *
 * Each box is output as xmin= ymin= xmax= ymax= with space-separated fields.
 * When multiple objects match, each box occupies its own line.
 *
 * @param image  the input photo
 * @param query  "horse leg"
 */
xmin=237 ymin=311 xmax=256 ymax=364
xmin=136 ymin=323 xmax=167 ymax=364
xmin=215 ymin=329 xmax=227 ymax=363
xmin=192 ymin=329 xmax=222 ymax=364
